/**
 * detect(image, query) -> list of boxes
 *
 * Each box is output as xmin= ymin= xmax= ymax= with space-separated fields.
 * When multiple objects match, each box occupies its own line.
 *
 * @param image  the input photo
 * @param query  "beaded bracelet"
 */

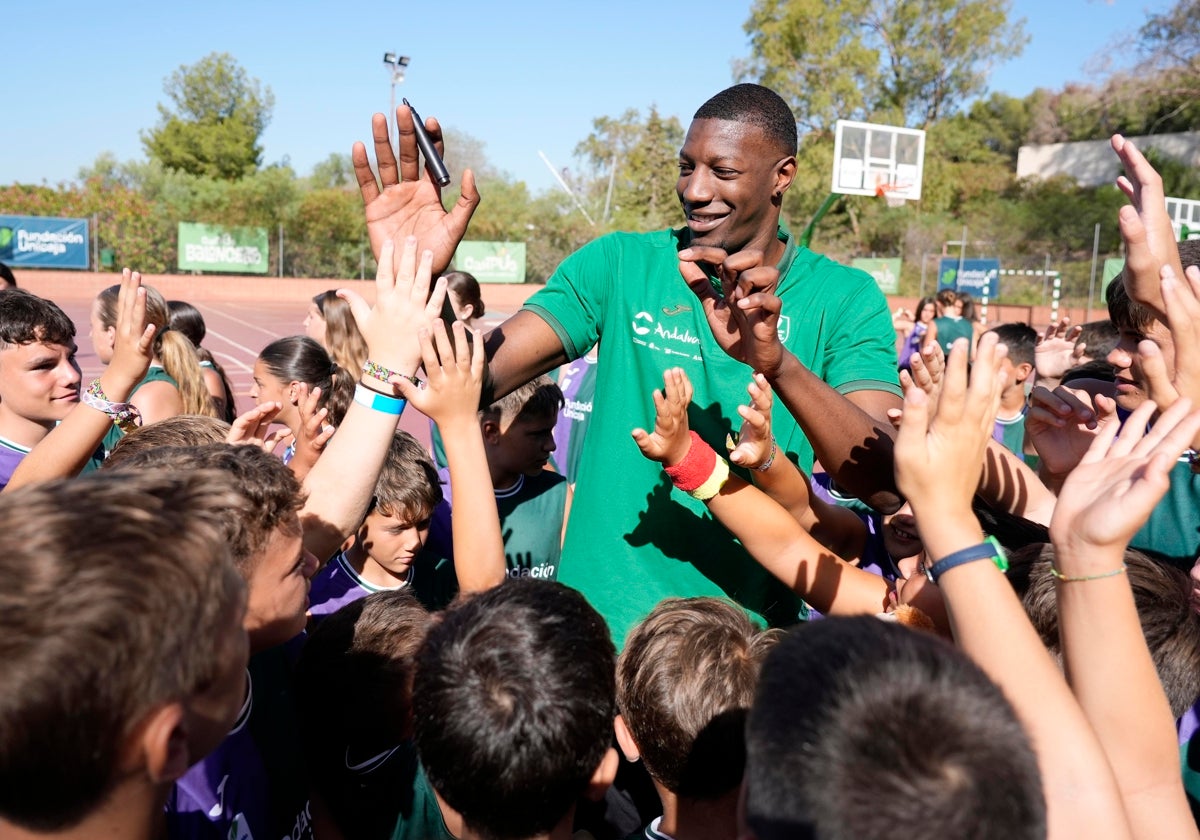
xmin=1049 ymin=562 xmax=1127 ymax=583
xmin=362 ymin=360 xmax=422 ymax=388
xmin=664 ymin=431 xmax=730 ymax=501
xmin=81 ymin=379 xmax=142 ymax=433
xmin=755 ymin=436 xmax=778 ymax=472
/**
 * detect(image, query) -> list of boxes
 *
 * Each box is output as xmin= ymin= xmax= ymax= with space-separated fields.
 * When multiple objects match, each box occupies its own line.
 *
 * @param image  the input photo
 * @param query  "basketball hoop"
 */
xmin=875 ymin=183 xmax=909 ymax=208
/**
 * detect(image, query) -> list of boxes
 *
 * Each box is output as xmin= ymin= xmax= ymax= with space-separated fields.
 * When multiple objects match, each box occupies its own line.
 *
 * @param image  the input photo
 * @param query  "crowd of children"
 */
xmin=4 ymin=84 xmax=1200 ymax=840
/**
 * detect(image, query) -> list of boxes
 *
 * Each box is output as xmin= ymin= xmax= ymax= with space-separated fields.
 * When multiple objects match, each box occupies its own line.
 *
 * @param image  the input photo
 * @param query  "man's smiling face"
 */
xmin=676 ymin=118 xmax=793 ymax=257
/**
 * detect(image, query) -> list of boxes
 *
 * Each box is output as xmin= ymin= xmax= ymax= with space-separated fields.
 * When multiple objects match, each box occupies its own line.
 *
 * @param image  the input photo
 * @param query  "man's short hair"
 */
xmin=0 ymin=471 xmax=245 ymax=832
xmin=1013 ymin=544 xmax=1200 ymax=718
xmin=483 ymin=375 xmax=564 ymax=425
xmin=985 ymin=322 xmax=1036 ymax=369
xmin=413 ymin=580 xmax=616 ymax=840
xmin=104 ymin=415 xmax=232 ymax=466
xmin=693 ymin=83 xmax=797 ymax=158
xmin=371 ymin=431 xmax=442 ymax=521
xmin=744 ymin=616 xmax=1045 ymax=840
xmin=105 ymin=444 xmax=303 ymax=570
xmin=296 ymin=589 xmax=430 ymax=839
xmin=0 ymin=288 xmax=75 ymax=349
xmin=617 ymin=597 xmax=779 ymax=798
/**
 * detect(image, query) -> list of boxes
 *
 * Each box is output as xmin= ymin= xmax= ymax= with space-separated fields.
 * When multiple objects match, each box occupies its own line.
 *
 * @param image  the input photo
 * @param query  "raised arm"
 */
xmin=354 ymin=106 xmax=480 ymax=270
xmin=396 ymin=318 xmax=505 ymax=593
xmin=894 ymin=334 xmax=1132 ymax=840
xmin=1050 ymin=396 xmax=1200 ymax=840
xmin=300 ymin=237 xmax=445 ymax=561
xmin=679 ymin=245 xmax=903 ymax=512
xmin=1111 ymin=134 xmax=1185 ymax=321
xmin=632 ymin=367 xmax=890 ymax=616
xmin=4 ymin=269 xmax=155 ymax=490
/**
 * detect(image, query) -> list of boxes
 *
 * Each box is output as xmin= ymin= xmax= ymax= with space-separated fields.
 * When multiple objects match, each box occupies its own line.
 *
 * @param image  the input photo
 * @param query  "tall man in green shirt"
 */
xmin=352 ymin=84 xmax=903 ymax=644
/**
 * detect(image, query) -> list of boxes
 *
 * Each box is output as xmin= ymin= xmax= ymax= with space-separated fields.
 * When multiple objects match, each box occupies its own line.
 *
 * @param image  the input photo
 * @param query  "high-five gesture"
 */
xmin=353 ymin=106 xmax=480 ymax=272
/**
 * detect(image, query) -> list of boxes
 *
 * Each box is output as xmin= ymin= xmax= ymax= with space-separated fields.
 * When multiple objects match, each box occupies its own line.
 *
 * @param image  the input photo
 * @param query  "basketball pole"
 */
xmin=800 ymin=192 xmax=840 ymax=249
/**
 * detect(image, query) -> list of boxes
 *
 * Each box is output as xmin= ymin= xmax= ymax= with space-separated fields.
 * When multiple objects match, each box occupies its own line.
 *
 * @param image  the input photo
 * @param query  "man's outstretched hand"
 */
xmin=353 ymin=106 xmax=480 ymax=273
xmin=679 ymin=245 xmax=784 ymax=376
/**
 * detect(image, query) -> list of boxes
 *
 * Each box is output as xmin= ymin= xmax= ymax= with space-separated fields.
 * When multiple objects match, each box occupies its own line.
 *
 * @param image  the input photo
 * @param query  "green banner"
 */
xmin=178 ymin=222 xmax=269 ymax=274
xmin=1101 ymin=258 xmax=1124 ymax=303
xmin=852 ymin=257 xmax=902 ymax=294
xmin=454 ymin=241 xmax=526 ymax=284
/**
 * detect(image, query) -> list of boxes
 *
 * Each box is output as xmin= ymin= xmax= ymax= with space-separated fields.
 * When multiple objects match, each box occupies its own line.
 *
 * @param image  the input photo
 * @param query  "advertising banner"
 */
xmin=0 ymin=215 xmax=89 ymax=269
xmin=852 ymin=257 xmax=901 ymax=294
xmin=939 ymin=258 xmax=1001 ymax=299
xmin=178 ymin=223 xmax=269 ymax=274
xmin=454 ymin=241 xmax=526 ymax=284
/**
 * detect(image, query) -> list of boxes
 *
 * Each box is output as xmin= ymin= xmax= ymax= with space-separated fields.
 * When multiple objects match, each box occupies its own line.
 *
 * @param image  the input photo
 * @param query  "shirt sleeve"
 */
xmin=820 ymin=264 xmax=903 ymax=398
xmin=521 ymin=235 xmax=616 ymax=361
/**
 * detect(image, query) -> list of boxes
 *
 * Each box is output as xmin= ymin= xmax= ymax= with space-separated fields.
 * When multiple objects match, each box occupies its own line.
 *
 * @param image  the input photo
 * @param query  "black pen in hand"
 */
xmin=403 ymin=98 xmax=452 ymax=187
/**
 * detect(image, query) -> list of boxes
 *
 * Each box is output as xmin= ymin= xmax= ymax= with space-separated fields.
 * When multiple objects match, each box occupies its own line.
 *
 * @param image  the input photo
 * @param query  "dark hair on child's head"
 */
xmin=258 ymin=334 xmax=354 ymax=424
xmin=0 ymin=288 xmax=75 ymax=348
xmin=1011 ymin=544 xmax=1200 ymax=718
xmin=296 ymin=589 xmax=430 ymax=839
xmin=745 ymin=616 xmax=1045 ymax=840
xmin=484 ymin=374 xmax=564 ymax=424
xmin=413 ymin=580 xmax=616 ymax=840
xmin=105 ymin=443 xmax=303 ymax=572
xmin=443 ymin=271 xmax=486 ymax=320
xmin=1061 ymin=359 xmax=1117 ymax=385
xmin=957 ymin=291 xmax=978 ymax=321
xmin=694 ymin=83 xmax=797 ymax=158
xmin=1075 ymin=320 xmax=1119 ymax=363
xmin=0 ymin=262 xmax=17 ymax=289
xmin=985 ymin=322 xmax=1037 ymax=369
xmin=371 ymin=431 xmax=442 ymax=521
xmin=618 ymin=597 xmax=780 ymax=798
xmin=1107 ymin=273 xmax=1157 ymax=334
xmin=167 ymin=300 xmax=207 ymax=346
xmin=0 ymin=470 xmax=245 ymax=832
xmin=936 ymin=288 xmax=957 ymax=308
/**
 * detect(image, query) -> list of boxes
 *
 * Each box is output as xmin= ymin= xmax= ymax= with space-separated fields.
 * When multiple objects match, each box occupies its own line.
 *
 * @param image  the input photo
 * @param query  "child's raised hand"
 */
xmin=287 ymin=384 xmax=335 ymax=478
xmin=1034 ymin=317 xmax=1083 ymax=381
xmin=632 ymin=367 xmax=695 ymax=466
xmin=729 ymin=373 xmax=774 ymax=469
xmin=395 ymin=318 xmax=484 ymax=428
xmin=102 ymin=268 xmax=156 ymax=395
xmin=226 ymin=401 xmax=289 ymax=452
xmin=1050 ymin=396 xmax=1200 ymax=556
xmin=337 ymin=236 xmax=447 ymax=390
xmin=894 ymin=334 xmax=1007 ymax=516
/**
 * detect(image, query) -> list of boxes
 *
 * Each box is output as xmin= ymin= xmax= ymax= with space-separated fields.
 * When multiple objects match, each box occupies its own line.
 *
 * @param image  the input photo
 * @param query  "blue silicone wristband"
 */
xmin=926 ymin=536 xmax=1007 ymax=584
xmin=353 ymin=383 xmax=406 ymax=416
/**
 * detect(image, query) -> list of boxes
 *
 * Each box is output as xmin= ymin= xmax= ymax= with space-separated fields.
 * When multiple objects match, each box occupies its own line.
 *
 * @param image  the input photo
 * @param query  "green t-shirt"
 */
xmin=1131 ymin=457 xmax=1200 ymax=571
xmin=101 ymin=366 xmax=178 ymax=456
xmin=523 ymin=226 xmax=901 ymax=646
xmin=933 ymin=316 xmax=973 ymax=356
xmin=390 ymin=763 xmax=456 ymax=840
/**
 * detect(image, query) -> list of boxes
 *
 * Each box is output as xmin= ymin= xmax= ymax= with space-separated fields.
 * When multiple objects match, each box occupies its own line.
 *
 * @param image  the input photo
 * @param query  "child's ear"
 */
xmin=1015 ymin=361 xmax=1033 ymax=384
xmin=613 ymin=714 xmax=640 ymax=763
xmin=130 ymin=702 xmax=191 ymax=783
xmin=287 ymin=381 xmax=301 ymax=404
xmin=584 ymin=746 xmax=620 ymax=803
xmin=481 ymin=416 xmax=502 ymax=445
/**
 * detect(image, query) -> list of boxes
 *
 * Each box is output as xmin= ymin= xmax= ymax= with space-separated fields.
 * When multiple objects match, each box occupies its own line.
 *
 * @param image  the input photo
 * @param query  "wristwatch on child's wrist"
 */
xmin=925 ymin=536 xmax=1008 ymax=584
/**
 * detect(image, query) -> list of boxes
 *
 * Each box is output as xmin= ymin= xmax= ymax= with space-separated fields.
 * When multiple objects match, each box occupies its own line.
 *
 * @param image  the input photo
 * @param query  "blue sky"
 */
xmin=1 ymin=0 xmax=1172 ymax=195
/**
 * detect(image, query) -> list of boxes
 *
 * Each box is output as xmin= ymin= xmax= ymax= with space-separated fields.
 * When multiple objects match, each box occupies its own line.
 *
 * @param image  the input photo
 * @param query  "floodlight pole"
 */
xmin=383 ymin=53 xmax=411 ymax=149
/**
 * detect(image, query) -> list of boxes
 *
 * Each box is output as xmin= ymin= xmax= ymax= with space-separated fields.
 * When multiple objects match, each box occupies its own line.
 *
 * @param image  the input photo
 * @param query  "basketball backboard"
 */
xmin=832 ymin=119 xmax=926 ymax=202
xmin=1166 ymin=196 xmax=1200 ymax=240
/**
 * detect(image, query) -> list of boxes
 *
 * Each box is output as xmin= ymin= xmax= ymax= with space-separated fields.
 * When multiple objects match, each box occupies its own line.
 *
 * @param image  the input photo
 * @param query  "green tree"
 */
xmin=574 ymin=106 xmax=685 ymax=232
xmin=738 ymin=0 xmax=1028 ymax=130
xmin=142 ymin=52 xmax=274 ymax=180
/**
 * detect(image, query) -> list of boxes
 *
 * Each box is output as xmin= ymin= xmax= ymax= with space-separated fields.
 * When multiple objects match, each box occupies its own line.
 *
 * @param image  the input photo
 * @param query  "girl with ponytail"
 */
xmin=251 ymin=336 xmax=355 ymax=463
xmin=90 ymin=283 xmax=218 ymax=451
